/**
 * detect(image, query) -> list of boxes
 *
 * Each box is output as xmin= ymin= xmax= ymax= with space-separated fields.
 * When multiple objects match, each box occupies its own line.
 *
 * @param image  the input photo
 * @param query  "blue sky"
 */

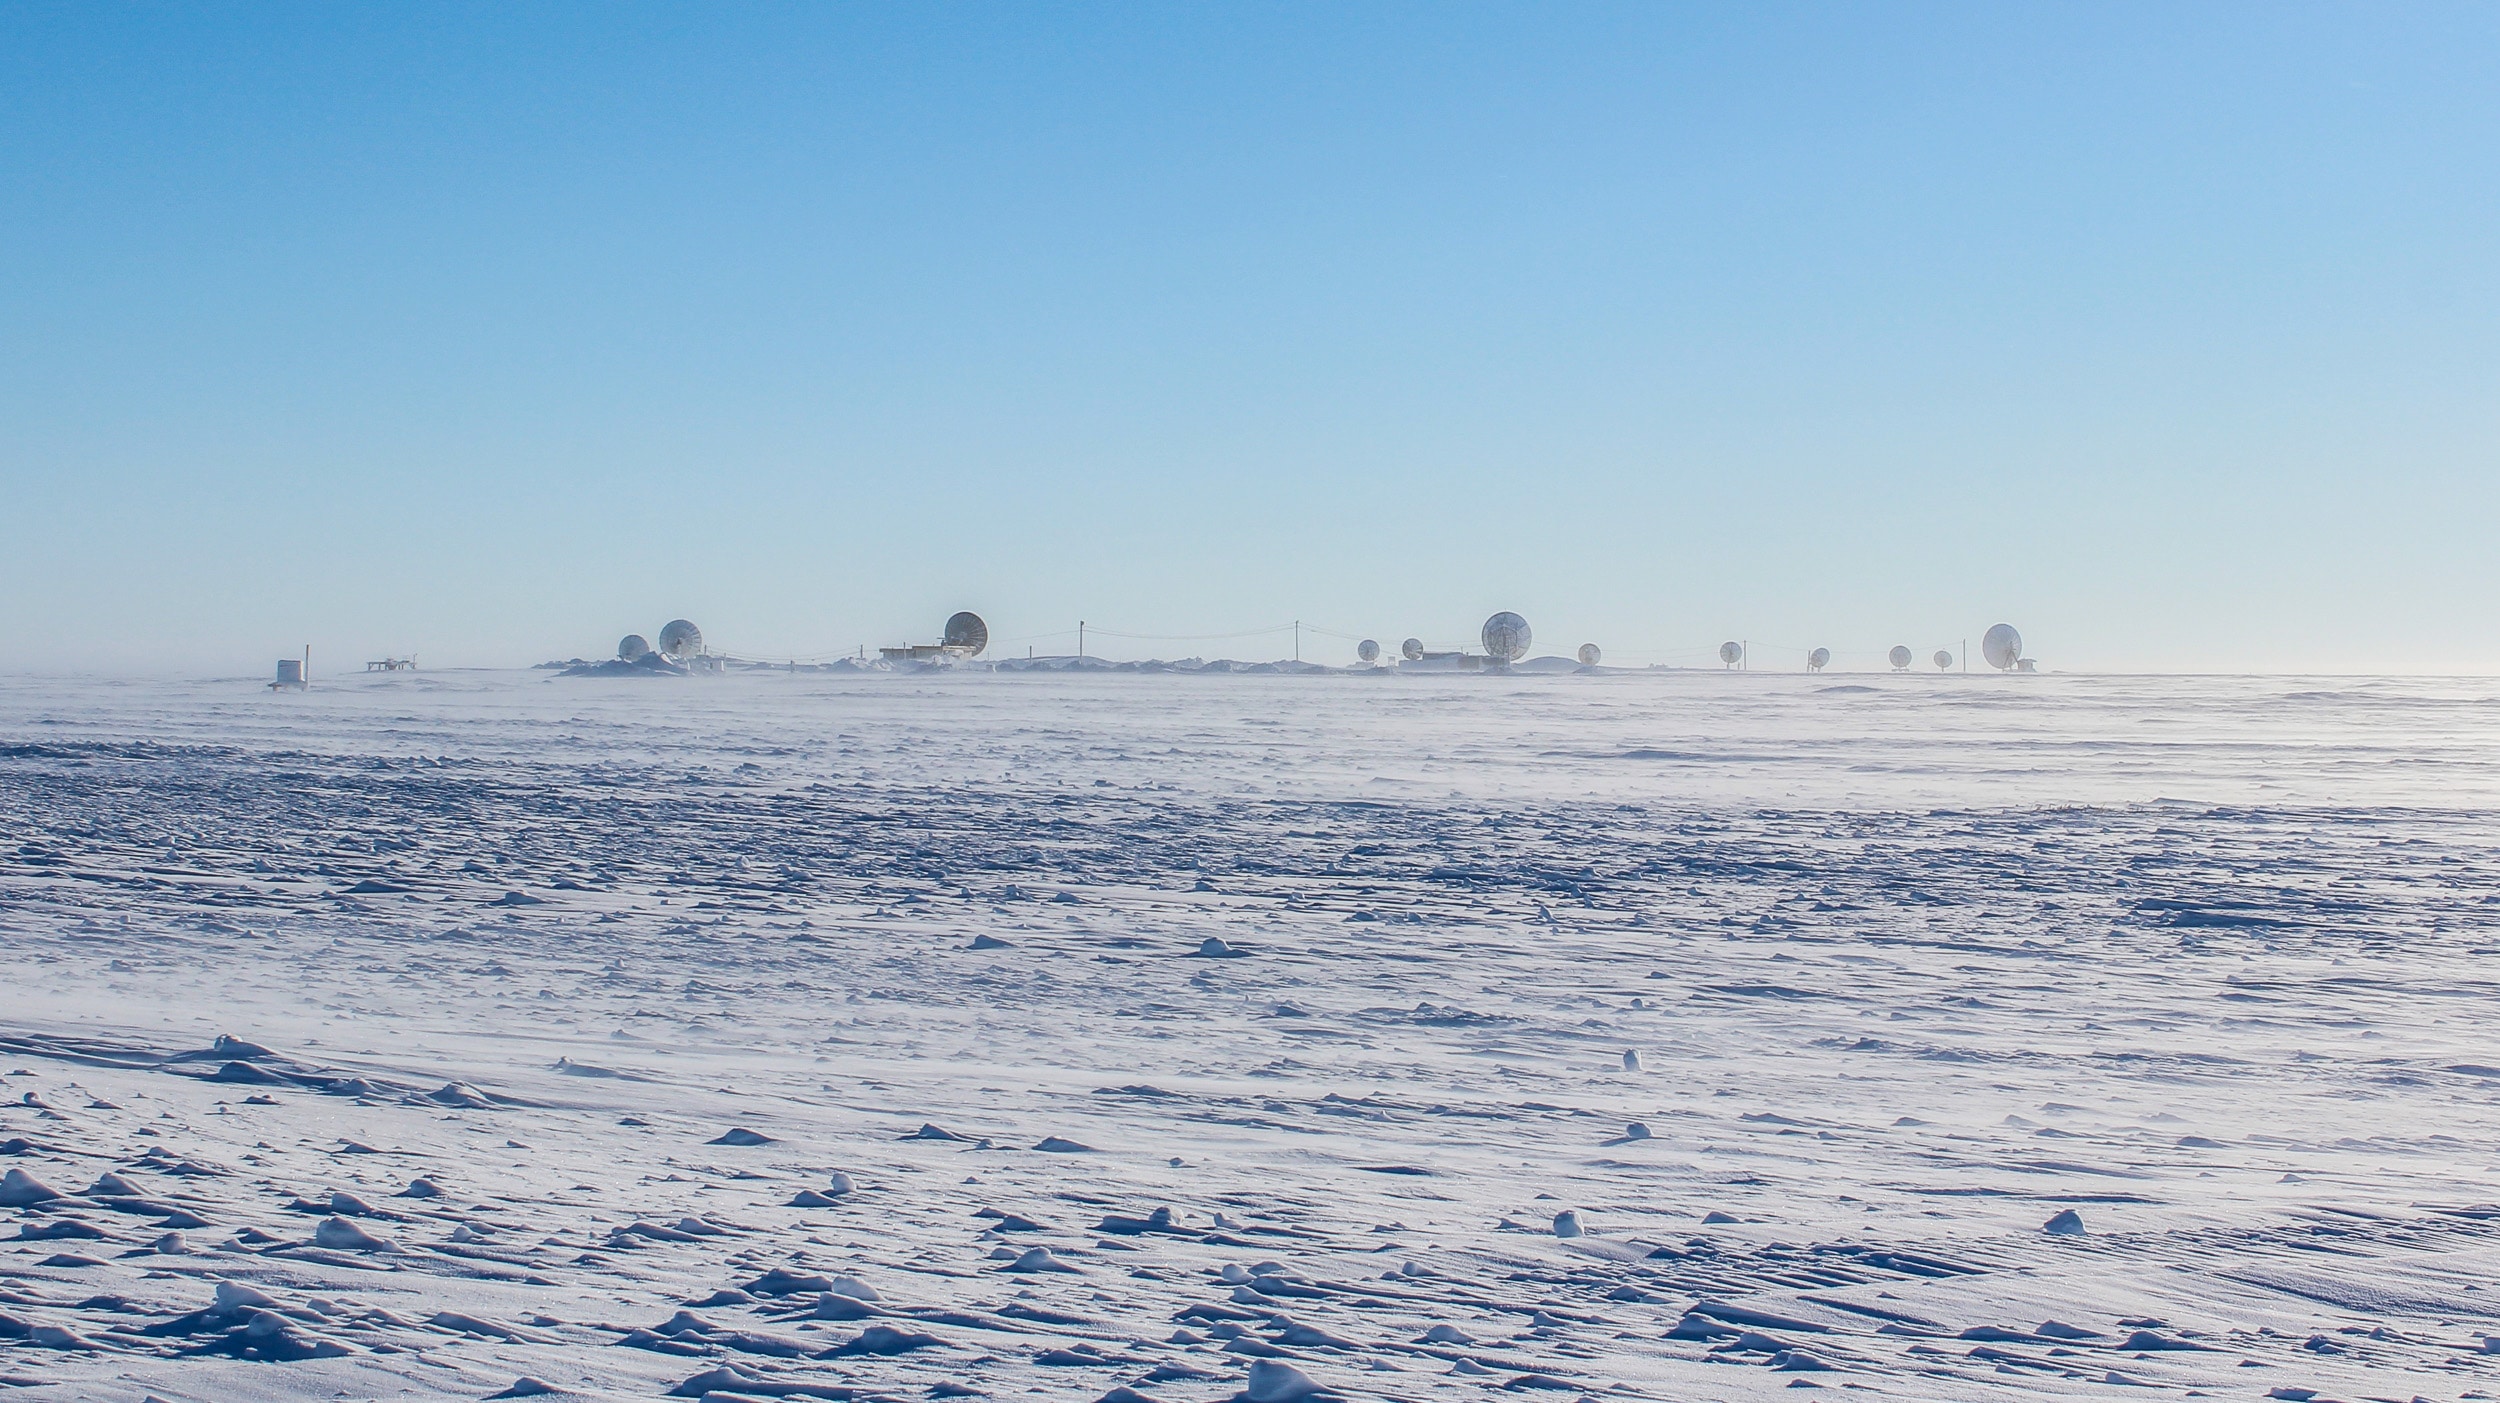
xmin=3 ymin=3 xmax=2493 ymax=672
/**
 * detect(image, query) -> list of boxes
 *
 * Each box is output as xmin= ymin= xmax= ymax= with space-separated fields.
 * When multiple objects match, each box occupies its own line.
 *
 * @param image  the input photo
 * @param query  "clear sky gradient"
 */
xmin=4 ymin=3 xmax=2494 ymax=673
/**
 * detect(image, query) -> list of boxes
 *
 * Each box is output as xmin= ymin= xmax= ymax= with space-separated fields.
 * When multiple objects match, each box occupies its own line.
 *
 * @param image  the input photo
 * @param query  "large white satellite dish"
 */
xmin=658 ymin=619 xmax=704 ymax=660
xmin=1807 ymin=647 xmax=1830 ymax=671
xmin=1933 ymin=649 xmax=1953 ymax=670
xmin=1888 ymin=645 xmax=1912 ymax=670
xmin=1718 ymin=641 xmax=1742 ymax=668
xmin=1357 ymin=639 xmax=1381 ymax=664
xmin=1577 ymin=643 xmax=1601 ymax=666
xmin=944 ymin=611 xmax=990 ymax=656
xmin=1481 ymin=612 xmax=1532 ymax=662
xmin=1983 ymin=622 xmax=2023 ymax=671
xmin=618 ymin=634 xmax=652 ymax=663
xmin=1401 ymin=637 xmax=1424 ymax=662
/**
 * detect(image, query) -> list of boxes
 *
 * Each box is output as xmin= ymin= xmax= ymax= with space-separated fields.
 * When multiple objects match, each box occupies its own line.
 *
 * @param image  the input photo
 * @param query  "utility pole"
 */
xmin=1294 ymin=620 xmax=1301 ymax=663
xmin=1079 ymin=621 xmax=1085 ymax=659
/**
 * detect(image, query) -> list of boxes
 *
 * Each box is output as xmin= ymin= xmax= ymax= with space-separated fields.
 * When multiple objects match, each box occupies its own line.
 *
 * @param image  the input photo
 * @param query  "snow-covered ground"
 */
xmin=2 ymin=668 xmax=2497 ymax=1403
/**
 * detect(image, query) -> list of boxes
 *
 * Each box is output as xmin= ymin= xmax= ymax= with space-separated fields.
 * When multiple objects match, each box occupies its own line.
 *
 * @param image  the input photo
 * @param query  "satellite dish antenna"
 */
xmin=618 ymin=634 xmax=652 ymax=663
xmin=1888 ymin=645 xmax=1912 ymax=670
xmin=943 ymin=611 xmax=989 ymax=656
xmin=1982 ymin=622 xmax=2023 ymax=671
xmin=1401 ymin=637 xmax=1424 ymax=661
xmin=1933 ymin=649 xmax=1953 ymax=670
xmin=1576 ymin=643 xmax=1601 ymax=666
xmin=1718 ymin=641 xmax=1742 ymax=668
xmin=659 ymin=619 xmax=704 ymax=660
xmin=1807 ymin=647 xmax=1830 ymax=671
xmin=1480 ymin=612 xmax=1532 ymax=662
xmin=1357 ymin=639 xmax=1381 ymax=664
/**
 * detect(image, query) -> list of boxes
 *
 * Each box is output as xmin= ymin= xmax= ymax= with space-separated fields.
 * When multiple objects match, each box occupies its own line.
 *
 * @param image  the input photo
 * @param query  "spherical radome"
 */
xmin=618 ymin=634 xmax=652 ymax=662
xmin=1983 ymin=623 xmax=2023 ymax=671
xmin=1933 ymin=650 xmax=1953 ymax=670
xmin=1401 ymin=637 xmax=1424 ymax=661
xmin=1889 ymin=645 xmax=1913 ymax=670
xmin=1577 ymin=643 xmax=1601 ymax=666
xmin=944 ymin=611 xmax=989 ymax=656
xmin=1481 ymin=612 xmax=1532 ymax=662
xmin=1357 ymin=639 xmax=1381 ymax=663
xmin=658 ymin=620 xmax=703 ymax=659
xmin=1808 ymin=647 xmax=1831 ymax=671
xmin=1718 ymin=641 xmax=1742 ymax=667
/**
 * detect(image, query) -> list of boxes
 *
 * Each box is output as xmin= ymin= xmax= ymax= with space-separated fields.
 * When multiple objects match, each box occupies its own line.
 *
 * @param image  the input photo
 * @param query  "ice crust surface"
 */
xmin=0 ymin=668 xmax=2498 ymax=1401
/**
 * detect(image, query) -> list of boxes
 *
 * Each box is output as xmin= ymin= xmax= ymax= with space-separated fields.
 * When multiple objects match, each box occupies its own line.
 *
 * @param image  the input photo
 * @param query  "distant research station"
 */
xmin=278 ymin=614 xmax=2036 ymax=687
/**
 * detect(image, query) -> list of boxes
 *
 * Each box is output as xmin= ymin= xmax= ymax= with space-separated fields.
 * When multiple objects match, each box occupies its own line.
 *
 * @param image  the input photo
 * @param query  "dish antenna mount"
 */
xmin=1401 ymin=637 xmax=1424 ymax=662
xmin=659 ymin=619 xmax=704 ymax=660
xmin=1576 ymin=643 xmax=1601 ymax=667
xmin=618 ymin=634 xmax=652 ymax=663
xmin=1807 ymin=647 xmax=1830 ymax=671
xmin=1357 ymin=639 xmax=1381 ymax=664
xmin=1719 ymin=641 xmax=1743 ymax=668
xmin=944 ymin=611 xmax=990 ymax=656
xmin=1481 ymin=612 xmax=1532 ymax=662
xmin=1888 ymin=645 xmax=1912 ymax=670
xmin=1982 ymin=623 xmax=2024 ymax=671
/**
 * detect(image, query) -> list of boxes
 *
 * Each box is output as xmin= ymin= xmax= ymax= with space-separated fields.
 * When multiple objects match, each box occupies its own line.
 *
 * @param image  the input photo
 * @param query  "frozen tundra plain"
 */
xmin=0 ymin=668 xmax=2498 ymax=1403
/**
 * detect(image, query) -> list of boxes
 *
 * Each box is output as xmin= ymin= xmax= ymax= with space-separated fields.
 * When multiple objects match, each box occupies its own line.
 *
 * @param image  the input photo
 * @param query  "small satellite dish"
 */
xmin=618 ymin=634 xmax=652 ymax=662
xmin=1481 ymin=612 xmax=1532 ymax=662
xmin=1577 ymin=643 xmax=1601 ymax=666
xmin=1983 ymin=622 xmax=2023 ymax=671
xmin=1401 ymin=637 xmax=1424 ymax=661
xmin=1933 ymin=649 xmax=1953 ymax=670
xmin=1357 ymin=639 xmax=1381 ymax=664
xmin=944 ymin=611 xmax=989 ymax=656
xmin=1888 ymin=645 xmax=1912 ymax=670
xmin=1719 ymin=641 xmax=1742 ymax=667
xmin=1807 ymin=647 xmax=1830 ymax=671
xmin=658 ymin=619 xmax=703 ymax=660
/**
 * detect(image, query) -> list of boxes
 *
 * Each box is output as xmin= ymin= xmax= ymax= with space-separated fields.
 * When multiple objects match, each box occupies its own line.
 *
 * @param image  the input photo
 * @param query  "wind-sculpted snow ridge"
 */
xmin=1 ymin=672 xmax=2499 ymax=1400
